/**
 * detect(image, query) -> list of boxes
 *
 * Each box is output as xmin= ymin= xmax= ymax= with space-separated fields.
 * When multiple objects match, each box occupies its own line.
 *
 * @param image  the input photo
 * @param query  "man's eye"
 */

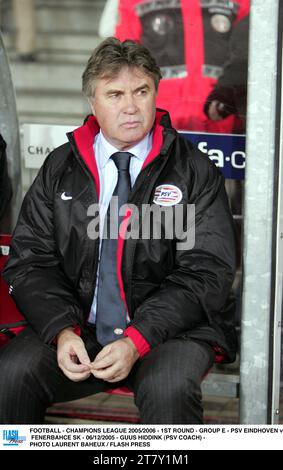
xmin=137 ymin=89 xmax=147 ymax=96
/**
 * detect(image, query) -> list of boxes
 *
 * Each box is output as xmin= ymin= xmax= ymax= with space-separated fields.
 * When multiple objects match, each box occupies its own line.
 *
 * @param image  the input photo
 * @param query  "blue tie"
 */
xmin=96 ymin=152 xmax=132 ymax=345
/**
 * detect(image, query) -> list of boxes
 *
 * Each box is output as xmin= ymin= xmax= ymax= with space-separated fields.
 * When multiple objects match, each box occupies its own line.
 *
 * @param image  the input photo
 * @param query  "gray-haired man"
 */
xmin=1 ymin=38 xmax=236 ymax=424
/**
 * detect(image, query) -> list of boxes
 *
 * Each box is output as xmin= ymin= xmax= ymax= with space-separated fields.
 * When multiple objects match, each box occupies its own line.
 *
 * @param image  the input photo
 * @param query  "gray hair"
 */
xmin=82 ymin=37 xmax=162 ymax=98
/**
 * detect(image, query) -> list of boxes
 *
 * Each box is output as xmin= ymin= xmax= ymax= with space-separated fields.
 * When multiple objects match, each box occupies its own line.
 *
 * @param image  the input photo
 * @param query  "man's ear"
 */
xmin=89 ymin=99 xmax=96 ymax=116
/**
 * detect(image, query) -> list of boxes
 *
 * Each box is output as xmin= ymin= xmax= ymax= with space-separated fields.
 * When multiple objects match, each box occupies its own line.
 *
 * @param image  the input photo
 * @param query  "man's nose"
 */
xmin=123 ymin=94 xmax=138 ymax=113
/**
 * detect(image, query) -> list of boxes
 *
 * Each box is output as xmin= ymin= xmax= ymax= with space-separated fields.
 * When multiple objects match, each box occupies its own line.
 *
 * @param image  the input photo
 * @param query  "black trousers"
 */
xmin=0 ymin=325 xmax=215 ymax=424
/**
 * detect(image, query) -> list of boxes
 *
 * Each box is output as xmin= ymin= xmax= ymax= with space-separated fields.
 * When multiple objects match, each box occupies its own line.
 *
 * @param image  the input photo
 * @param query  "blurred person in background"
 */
xmin=0 ymin=0 xmax=37 ymax=61
xmin=204 ymin=15 xmax=249 ymax=134
xmin=203 ymin=15 xmax=250 ymax=329
xmin=100 ymin=0 xmax=249 ymax=133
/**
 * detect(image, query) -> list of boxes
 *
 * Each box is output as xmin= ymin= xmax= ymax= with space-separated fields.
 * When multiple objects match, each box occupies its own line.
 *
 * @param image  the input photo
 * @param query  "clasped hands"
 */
xmin=57 ymin=328 xmax=139 ymax=383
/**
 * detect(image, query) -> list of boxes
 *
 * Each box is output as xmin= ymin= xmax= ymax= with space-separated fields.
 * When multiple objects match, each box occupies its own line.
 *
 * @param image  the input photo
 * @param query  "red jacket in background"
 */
xmin=116 ymin=0 xmax=250 ymax=132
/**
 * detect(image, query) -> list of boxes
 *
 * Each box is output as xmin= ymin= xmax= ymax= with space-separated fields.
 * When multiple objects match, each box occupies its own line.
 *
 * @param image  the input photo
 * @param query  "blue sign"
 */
xmin=181 ymin=132 xmax=246 ymax=180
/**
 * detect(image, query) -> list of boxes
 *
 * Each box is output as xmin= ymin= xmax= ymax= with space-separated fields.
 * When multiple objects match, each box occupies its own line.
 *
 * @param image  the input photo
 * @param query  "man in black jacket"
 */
xmin=1 ymin=38 xmax=236 ymax=424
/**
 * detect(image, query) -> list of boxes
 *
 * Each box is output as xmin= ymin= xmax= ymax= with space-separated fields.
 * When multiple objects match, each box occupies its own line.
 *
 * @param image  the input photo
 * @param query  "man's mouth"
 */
xmin=121 ymin=121 xmax=141 ymax=129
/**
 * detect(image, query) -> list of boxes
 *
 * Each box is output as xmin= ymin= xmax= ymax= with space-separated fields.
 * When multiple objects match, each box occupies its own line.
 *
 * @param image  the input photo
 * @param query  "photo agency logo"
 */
xmin=2 ymin=429 xmax=26 ymax=446
xmin=87 ymin=199 xmax=196 ymax=251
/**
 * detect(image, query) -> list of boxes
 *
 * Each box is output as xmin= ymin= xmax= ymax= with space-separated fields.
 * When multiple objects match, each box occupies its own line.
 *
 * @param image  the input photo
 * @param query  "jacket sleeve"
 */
xmin=0 ymin=134 xmax=13 ymax=221
xmin=125 ymin=154 xmax=236 ymax=351
xmin=3 ymin=154 xmax=84 ymax=344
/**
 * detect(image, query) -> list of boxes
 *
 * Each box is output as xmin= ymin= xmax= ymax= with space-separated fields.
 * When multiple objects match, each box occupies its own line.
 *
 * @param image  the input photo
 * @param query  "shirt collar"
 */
xmin=97 ymin=131 xmax=152 ymax=169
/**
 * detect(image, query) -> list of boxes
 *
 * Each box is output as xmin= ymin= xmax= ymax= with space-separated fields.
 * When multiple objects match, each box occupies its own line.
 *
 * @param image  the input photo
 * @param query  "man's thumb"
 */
xmin=75 ymin=344 xmax=91 ymax=366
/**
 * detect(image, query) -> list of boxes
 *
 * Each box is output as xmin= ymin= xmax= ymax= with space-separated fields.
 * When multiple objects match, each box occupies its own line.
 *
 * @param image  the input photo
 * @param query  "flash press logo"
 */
xmin=3 ymin=429 xmax=26 ymax=446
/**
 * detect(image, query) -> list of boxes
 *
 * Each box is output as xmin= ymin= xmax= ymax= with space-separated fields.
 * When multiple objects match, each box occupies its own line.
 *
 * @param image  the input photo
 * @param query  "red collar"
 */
xmin=72 ymin=110 xmax=167 ymax=199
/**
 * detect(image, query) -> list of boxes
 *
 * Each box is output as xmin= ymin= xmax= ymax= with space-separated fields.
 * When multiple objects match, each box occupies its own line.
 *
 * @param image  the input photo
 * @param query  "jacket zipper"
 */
xmin=68 ymin=133 xmax=100 ymax=304
xmin=125 ymin=133 xmax=176 ymax=317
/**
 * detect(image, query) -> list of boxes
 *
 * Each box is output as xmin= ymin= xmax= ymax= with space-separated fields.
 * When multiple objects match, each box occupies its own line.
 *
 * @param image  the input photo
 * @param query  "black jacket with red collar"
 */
xmin=3 ymin=110 xmax=237 ymax=362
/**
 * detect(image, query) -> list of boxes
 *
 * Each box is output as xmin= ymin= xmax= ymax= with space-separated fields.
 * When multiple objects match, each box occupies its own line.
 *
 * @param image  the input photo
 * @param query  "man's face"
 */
xmin=90 ymin=66 xmax=157 ymax=150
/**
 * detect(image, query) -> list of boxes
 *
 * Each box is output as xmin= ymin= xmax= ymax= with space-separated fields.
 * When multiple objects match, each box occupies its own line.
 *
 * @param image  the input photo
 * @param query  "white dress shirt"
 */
xmin=88 ymin=130 xmax=152 ymax=324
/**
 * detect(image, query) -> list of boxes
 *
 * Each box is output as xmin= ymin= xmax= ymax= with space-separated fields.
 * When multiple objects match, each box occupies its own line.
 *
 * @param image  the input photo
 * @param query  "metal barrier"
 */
xmin=0 ymin=31 xmax=22 ymax=229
